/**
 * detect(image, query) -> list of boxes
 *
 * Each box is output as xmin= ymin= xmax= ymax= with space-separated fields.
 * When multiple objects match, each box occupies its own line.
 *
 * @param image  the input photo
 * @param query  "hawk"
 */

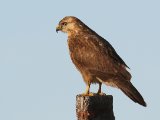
xmin=56 ymin=16 xmax=146 ymax=107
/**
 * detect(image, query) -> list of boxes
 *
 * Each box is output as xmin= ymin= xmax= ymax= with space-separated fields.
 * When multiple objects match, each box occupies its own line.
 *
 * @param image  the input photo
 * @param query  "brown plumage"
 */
xmin=56 ymin=16 xmax=146 ymax=107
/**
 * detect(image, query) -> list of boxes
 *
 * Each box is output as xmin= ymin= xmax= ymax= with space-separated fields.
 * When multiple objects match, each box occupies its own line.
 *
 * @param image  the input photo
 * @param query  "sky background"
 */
xmin=0 ymin=0 xmax=159 ymax=120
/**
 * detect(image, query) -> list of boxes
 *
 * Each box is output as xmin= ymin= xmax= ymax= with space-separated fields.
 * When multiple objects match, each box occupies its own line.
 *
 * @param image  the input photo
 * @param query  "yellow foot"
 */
xmin=96 ymin=92 xmax=106 ymax=96
xmin=81 ymin=92 xmax=95 ymax=96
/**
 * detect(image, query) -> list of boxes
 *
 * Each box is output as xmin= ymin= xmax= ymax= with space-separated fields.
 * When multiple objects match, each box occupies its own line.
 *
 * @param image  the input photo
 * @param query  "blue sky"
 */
xmin=0 ymin=0 xmax=159 ymax=120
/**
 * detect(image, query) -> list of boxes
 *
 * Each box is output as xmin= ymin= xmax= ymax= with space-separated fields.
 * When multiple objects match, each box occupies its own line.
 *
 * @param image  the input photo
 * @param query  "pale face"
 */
xmin=56 ymin=16 xmax=80 ymax=34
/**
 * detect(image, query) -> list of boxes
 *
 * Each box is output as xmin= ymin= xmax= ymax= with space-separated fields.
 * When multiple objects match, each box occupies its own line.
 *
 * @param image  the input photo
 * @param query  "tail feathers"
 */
xmin=114 ymin=79 xmax=147 ymax=107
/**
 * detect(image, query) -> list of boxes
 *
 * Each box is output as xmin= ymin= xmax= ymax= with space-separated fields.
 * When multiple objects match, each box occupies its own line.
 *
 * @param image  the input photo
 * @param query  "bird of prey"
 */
xmin=56 ymin=16 xmax=146 ymax=107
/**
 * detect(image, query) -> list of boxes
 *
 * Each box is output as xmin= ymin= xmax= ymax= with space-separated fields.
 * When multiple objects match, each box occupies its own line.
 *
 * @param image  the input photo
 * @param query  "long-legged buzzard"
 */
xmin=56 ymin=16 xmax=146 ymax=107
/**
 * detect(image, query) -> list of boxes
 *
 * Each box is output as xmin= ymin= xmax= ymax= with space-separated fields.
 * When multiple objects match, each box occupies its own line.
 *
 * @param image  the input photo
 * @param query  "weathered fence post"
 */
xmin=76 ymin=94 xmax=115 ymax=120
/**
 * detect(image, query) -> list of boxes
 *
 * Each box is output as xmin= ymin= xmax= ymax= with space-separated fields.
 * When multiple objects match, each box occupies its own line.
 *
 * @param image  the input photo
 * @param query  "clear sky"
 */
xmin=0 ymin=0 xmax=159 ymax=120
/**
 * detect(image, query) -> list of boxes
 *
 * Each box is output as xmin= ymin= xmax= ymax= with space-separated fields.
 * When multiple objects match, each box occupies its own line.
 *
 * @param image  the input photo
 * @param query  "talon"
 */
xmin=81 ymin=92 xmax=95 ymax=96
xmin=97 ymin=92 xmax=106 ymax=96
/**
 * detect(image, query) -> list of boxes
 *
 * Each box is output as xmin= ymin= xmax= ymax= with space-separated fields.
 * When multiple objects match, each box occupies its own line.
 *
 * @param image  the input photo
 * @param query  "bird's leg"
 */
xmin=82 ymin=81 xmax=94 ymax=96
xmin=97 ymin=82 xmax=102 ymax=94
xmin=97 ymin=82 xmax=105 ymax=95
xmin=84 ymin=83 xmax=90 ymax=95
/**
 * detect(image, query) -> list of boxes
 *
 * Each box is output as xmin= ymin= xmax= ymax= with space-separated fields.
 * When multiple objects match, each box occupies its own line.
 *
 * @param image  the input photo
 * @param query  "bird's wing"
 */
xmin=71 ymin=34 xmax=131 ymax=81
xmin=101 ymin=36 xmax=130 ymax=69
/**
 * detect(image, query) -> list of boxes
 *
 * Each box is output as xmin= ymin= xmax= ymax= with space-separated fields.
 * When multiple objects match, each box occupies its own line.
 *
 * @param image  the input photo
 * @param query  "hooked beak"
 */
xmin=56 ymin=25 xmax=61 ymax=33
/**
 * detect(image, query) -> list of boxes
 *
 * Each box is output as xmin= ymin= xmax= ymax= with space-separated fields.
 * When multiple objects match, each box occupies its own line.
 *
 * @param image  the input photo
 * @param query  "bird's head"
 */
xmin=56 ymin=16 xmax=83 ymax=35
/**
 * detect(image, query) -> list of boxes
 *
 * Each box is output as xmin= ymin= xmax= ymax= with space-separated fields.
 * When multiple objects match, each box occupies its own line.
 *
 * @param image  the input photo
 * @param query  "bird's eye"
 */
xmin=62 ymin=22 xmax=67 ymax=26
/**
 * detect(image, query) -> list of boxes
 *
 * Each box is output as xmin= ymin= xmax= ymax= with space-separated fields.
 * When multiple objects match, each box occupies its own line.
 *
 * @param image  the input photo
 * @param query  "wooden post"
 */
xmin=76 ymin=94 xmax=115 ymax=120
